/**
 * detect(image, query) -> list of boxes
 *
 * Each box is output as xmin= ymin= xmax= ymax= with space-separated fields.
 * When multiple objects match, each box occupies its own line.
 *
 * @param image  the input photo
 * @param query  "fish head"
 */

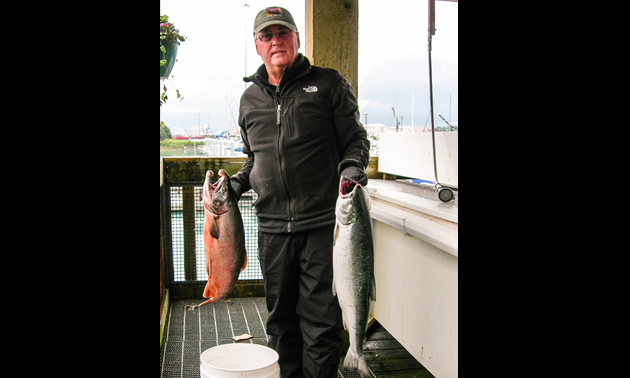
xmin=336 ymin=176 xmax=371 ymax=224
xmin=203 ymin=169 xmax=232 ymax=215
xmin=340 ymin=175 xmax=358 ymax=196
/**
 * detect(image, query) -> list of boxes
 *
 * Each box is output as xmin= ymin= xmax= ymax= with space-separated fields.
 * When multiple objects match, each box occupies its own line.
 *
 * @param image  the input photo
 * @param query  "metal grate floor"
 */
xmin=160 ymin=297 xmax=376 ymax=378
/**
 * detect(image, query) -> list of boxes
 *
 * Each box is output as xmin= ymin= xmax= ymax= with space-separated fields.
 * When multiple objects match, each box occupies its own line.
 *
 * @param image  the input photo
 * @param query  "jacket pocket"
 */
xmin=290 ymin=94 xmax=333 ymax=141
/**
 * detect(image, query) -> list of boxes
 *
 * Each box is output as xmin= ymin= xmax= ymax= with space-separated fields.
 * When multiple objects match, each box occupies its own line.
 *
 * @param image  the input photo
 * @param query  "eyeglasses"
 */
xmin=256 ymin=29 xmax=294 ymax=42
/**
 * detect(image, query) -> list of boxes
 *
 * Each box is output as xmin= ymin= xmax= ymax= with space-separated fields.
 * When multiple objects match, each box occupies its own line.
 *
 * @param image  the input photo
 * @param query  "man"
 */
xmin=230 ymin=6 xmax=370 ymax=378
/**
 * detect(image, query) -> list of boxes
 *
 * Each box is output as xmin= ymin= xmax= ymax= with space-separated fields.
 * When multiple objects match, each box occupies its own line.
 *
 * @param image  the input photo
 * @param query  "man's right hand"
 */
xmin=230 ymin=179 xmax=245 ymax=202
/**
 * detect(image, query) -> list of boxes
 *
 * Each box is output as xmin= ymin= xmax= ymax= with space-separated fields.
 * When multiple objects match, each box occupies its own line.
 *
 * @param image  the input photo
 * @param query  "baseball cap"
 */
xmin=253 ymin=6 xmax=298 ymax=34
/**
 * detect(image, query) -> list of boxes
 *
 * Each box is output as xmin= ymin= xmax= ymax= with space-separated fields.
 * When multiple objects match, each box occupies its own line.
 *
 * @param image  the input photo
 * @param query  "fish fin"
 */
xmin=186 ymin=297 xmax=214 ymax=310
xmin=365 ymin=187 xmax=372 ymax=211
xmin=357 ymin=357 xmax=370 ymax=378
xmin=333 ymin=223 xmax=339 ymax=246
xmin=343 ymin=349 xmax=370 ymax=378
xmin=332 ymin=276 xmax=337 ymax=296
xmin=240 ymin=253 xmax=247 ymax=273
xmin=209 ymin=215 xmax=220 ymax=239
xmin=370 ymin=273 xmax=376 ymax=302
xmin=197 ymin=297 xmax=214 ymax=308
xmin=203 ymin=259 xmax=213 ymax=299
xmin=203 ymin=279 xmax=214 ymax=300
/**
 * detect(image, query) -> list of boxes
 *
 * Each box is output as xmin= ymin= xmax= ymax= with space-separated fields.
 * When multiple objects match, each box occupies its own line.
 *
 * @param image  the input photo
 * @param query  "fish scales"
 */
xmin=191 ymin=169 xmax=247 ymax=309
xmin=333 ymin=176 xmax=376 ymax=378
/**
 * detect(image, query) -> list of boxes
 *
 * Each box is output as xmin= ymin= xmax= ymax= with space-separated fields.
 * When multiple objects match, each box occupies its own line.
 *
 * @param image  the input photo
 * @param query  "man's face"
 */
xmin=255 ymin=24 xmax=300 ymax=72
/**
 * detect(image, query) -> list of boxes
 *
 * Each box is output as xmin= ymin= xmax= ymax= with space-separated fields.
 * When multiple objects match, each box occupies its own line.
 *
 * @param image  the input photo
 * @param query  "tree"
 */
xmin=160 ymin=122 xmax=172 ymax=140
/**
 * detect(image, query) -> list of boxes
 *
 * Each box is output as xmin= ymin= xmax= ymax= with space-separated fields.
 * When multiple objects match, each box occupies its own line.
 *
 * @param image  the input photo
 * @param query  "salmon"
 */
xmin=189 ymin=169 xmax=247 ymax=309
xmin=332 ymin=176 xmax=376 ymax=378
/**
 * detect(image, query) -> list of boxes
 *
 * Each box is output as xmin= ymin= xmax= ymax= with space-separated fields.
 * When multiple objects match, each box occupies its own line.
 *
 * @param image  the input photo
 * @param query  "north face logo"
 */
xmin=303 ymin=86 xmax=318 ymax=93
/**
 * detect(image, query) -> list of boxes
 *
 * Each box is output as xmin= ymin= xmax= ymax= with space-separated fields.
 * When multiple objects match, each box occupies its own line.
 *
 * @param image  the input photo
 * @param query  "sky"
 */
xmin=159 ymin=0 xmax=458 ymax=136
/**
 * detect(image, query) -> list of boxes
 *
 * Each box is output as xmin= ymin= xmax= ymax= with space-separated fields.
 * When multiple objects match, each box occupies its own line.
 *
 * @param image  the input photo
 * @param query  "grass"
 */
xmin=160 ymin=139 xmax=197 ymax=148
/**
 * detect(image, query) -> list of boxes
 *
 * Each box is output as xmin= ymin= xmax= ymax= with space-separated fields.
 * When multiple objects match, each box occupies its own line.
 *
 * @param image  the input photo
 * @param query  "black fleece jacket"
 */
xmin=231 ymin=54 xmax=370 ymax=233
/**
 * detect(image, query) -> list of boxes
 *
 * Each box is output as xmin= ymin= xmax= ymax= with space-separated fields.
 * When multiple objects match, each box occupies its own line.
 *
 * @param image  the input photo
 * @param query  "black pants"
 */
xmin=258 ymin=225 xmax=343 ymax=378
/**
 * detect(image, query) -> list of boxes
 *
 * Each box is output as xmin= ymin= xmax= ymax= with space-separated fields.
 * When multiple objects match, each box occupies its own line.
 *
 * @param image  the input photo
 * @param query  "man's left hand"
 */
xmin=340 ymin=165 xmax=368 ymax=186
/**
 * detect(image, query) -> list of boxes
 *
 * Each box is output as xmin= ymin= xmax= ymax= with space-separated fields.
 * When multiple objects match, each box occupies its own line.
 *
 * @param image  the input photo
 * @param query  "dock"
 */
xmin=159 ymin=297 xmax=435 ymax=378
xmin=161 ymin=157 xmax=458 ymax=377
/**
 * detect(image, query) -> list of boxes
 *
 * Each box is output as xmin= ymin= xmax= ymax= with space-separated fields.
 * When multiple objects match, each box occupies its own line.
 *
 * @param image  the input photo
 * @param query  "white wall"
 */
xmin=378 ymin=132 xmax=458 ymax=188
xmin=370 ymin=197 xmax=458 ymax=377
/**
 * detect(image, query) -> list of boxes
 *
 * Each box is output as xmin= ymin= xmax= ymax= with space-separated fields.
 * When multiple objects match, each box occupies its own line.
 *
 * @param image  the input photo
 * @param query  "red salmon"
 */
xmin=190 ymin=169 xmax=247 ymax=309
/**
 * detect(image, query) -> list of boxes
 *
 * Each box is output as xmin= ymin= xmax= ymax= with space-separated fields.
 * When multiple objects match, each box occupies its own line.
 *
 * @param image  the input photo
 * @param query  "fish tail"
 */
xmin=343 ymin=349 xmax=370 ymax=377
xmin=240 ymin=253 xmax=247 ymax=272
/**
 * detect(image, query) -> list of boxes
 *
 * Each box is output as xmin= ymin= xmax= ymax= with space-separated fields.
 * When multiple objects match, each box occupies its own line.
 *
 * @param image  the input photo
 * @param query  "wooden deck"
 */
xmin=362 ymin=322 xmax=435 ymax=378
xmin=159 ymin=297 xmax=434 ymax=378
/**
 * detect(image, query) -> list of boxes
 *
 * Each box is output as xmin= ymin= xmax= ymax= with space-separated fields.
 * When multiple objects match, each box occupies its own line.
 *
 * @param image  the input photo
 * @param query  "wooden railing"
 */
xmin=160 ymin=157 xmax=382 ymax=309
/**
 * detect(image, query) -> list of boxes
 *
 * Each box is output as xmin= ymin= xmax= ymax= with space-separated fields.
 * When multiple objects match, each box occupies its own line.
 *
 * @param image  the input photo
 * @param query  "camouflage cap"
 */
xmin=253 ymin=6 xmax=298 ymax=34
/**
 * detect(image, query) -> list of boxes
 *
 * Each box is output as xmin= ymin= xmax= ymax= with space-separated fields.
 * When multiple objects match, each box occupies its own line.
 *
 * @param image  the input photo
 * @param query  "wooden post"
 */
xmin=383 ymin=173 xmax=397 ymax=180
xmin=160 ymin=186 xmax=165 ymax=314
xmin=305 ymin=0 xmax=359 ymax=97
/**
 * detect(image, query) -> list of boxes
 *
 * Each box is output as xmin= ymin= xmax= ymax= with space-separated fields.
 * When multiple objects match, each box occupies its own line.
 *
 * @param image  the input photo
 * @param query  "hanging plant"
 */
xmin=160 ymin=15 xmax=186 ymax=106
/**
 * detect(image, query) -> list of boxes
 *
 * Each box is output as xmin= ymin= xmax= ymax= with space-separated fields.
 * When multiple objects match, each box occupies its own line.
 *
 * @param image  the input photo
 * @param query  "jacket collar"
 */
xmin=244 ymin=53 xmax=311 ymax=90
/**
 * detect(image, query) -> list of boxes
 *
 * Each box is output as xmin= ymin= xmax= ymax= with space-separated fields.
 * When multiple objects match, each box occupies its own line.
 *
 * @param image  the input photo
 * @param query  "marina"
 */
xmin=160 ymin=133 xmax=381 ymax=158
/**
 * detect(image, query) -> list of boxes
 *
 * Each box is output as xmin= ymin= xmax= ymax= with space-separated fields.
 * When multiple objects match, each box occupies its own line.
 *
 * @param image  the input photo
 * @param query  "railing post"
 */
xmin=182 ymin=186 xmax=197 ymax=281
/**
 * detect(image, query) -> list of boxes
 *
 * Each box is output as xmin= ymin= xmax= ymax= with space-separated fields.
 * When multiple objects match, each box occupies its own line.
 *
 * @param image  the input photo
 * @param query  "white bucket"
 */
xmin=200 ymin=343 xmax=280 ymax=378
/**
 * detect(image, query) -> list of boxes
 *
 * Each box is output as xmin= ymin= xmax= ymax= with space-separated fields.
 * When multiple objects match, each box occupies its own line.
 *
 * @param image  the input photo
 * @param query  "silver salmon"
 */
xmin=191 ymin=169 xmax=247 ymax=309
xmin=332 ymin=176 xmax=376 ymax=378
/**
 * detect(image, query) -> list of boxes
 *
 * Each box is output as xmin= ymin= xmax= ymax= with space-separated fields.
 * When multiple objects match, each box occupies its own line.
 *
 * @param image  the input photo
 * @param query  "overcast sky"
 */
xmin=159 ymin=0 xmax=458 ymax=136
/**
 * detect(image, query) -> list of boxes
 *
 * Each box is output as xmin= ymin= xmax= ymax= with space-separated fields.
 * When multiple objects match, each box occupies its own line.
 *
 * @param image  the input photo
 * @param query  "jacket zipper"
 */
xmin=274 ymin=85 xmax=281 ymax=125
xmin=272 ymin=69 xmax=311 ymax=231
xmin=274 ymin=86 xmax=294 ymax=228
xmin=277 ymin=104 xmax=281 ymax=125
